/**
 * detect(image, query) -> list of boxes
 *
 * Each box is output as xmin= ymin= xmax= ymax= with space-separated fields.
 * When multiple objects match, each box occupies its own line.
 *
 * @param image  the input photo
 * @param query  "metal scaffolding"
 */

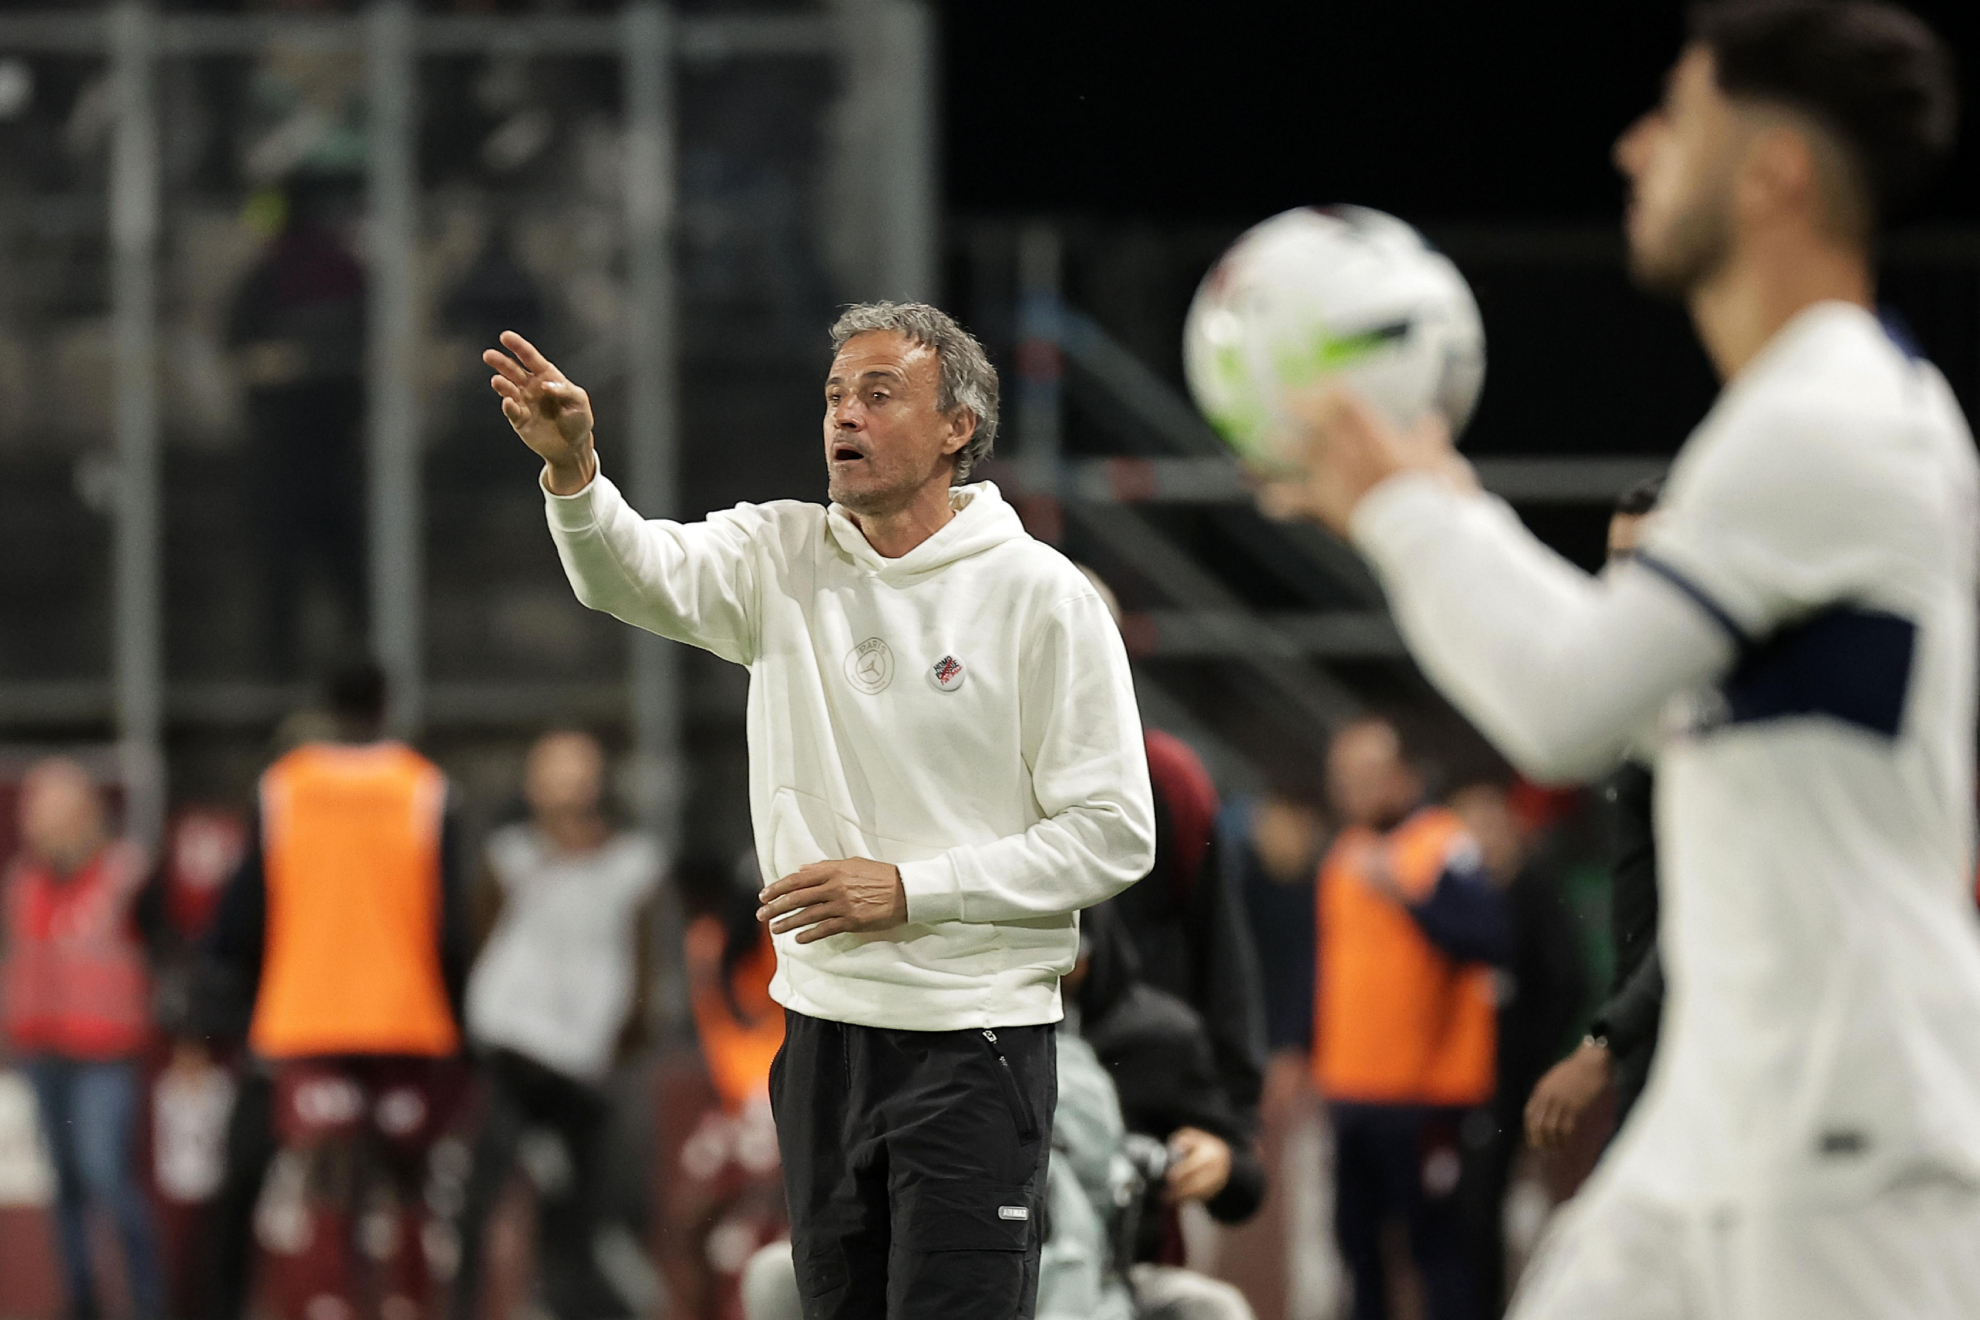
xmin=0 ymin=0 xmax=938 ymax=852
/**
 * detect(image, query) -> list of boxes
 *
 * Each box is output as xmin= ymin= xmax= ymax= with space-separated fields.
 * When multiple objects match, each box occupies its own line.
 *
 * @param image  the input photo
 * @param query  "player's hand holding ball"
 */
xmin=485 ymin=330 xmax=597 ymax=495
xmin=1182 ymin=206 xmax=1485 ymax=532
xmin=1273 ymin=389 xmax=1476 ymax=535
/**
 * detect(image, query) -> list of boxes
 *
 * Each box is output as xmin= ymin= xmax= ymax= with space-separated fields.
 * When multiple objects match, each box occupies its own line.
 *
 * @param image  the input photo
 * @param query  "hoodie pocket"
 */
xmin=764 ymin=786 xmax=947 ymax=883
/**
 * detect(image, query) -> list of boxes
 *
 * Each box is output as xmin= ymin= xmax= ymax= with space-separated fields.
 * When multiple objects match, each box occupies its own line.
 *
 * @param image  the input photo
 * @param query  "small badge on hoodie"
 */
xmin=929 ymin=654 xmax=966 ymax=692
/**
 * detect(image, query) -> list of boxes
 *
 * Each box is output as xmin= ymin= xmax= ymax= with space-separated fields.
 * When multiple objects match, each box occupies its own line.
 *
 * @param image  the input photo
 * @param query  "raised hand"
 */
xmin=485 ymin=330 xmax=597 ymax=495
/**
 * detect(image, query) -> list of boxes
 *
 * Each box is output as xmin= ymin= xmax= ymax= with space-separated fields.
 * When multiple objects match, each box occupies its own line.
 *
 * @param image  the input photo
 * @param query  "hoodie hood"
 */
xmin=826 ymin=481 xmax=1027 ymax=578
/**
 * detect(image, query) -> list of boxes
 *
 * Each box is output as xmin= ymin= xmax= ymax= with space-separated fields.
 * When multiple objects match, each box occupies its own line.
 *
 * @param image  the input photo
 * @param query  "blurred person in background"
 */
xmin=1524 ymin=478 xmax=1666 ymax=1159
xmin=1078 ymin=567 xmax=1269 ymax=1146
xmin=1316 ymin=716 xmax=1508 ymax=1320
xmin=182 ymin=706 xmax=348 ymax=1320
xmin=1447 ymin=780 xmax=1588 ymax=1318
xmin=227 ymin=172 xmax=367 ymax=678
xmin=677 ymin=854 xmax=790 ymax=1319
xmin=2 ymin=758 xmax=165 ymax=1320
xmin=1220 ymin=792 xmax=1322 ymax=1068
xmin=451 ymin=729 xmax=661 ymax=1320
xmin=200 ymin=662 xmax=470 ymax=1320
xmin=1072 ymin=904 xmax=1262 ymax=1318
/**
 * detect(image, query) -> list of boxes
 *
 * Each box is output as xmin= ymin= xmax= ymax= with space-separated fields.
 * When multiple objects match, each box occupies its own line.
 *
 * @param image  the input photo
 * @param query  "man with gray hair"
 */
xmin=484 ymin=303 xmax=1155 ymax=1318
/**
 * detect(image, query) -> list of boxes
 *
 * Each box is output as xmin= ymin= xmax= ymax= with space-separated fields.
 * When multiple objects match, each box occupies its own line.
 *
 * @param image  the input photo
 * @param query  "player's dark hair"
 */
xmin=325 ymin=660 xmax=388 ymax=733
xmin=1688 ymin=1 xmax=1958 ymax=227
xmin=1615 ymin=474 xmax=1667 ymax=517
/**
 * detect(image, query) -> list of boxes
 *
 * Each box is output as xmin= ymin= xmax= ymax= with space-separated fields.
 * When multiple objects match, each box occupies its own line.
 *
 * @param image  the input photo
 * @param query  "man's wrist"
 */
xmin=542 ymin=446 xmax=597 ymax=496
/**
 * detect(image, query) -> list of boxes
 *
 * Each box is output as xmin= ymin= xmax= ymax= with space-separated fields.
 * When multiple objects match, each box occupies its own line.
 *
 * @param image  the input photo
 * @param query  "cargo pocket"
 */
xmin=979 ymin=1029 xmax=1040 ymax=1142
xmin=896 ymin=1179 xmax=1033 ymax=1252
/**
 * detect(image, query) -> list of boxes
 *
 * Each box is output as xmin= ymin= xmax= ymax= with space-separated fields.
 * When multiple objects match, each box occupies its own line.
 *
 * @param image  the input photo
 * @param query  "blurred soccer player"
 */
xmin=1286 ymin=3 xmax=1980 ymax=1316
xmin=203 ymin=663 xmax=470 ymax=1320
xmin=1313 ymin=717 xmax=1507 ymax=1320
xmin=487 ymin=302 xmax=1154 ymax=1318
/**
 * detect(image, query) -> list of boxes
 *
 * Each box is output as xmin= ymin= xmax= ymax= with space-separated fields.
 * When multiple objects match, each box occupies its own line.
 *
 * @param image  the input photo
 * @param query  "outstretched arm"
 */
xmin=488 ymin=331 xmax=762 ymax=663
xmin=1281 ymin=392 xmax=1735 ymax=782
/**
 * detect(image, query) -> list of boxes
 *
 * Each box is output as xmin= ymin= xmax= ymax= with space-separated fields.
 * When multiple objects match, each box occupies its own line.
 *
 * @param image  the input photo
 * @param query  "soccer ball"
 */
xmin=1183 ymin=206 xmax=1485 ymax=474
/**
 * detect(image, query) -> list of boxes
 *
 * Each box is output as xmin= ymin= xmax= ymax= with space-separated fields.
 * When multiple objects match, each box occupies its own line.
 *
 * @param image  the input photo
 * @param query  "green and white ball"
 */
xmin=1184 ymin=206 xmax=1485 ymax=474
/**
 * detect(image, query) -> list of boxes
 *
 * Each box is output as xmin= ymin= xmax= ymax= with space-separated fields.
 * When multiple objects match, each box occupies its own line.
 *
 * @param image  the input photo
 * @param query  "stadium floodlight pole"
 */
xmin=622 ymin=1 xmax=690 ymax=1035
xmin=108 ymin=0 xmax=164 ymax=849
xmin=366 ymin=0 xmax=424 ymax=735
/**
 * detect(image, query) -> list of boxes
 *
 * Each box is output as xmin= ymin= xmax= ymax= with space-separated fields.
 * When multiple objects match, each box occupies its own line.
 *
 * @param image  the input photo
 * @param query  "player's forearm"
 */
xmin=1351 ymin=473 xmax=1734 ymax=783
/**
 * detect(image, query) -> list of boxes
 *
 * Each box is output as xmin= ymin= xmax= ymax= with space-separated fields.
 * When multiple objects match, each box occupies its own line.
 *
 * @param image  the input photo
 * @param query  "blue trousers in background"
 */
xmin=1331 ymin=1100 xmax=1477 ymax=1320
xmin=24 ymin=1056 xmax=164 ymax=1320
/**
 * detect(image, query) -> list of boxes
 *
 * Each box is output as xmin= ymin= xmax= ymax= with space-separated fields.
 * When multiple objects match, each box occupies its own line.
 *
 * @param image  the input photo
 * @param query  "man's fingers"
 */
xmin=490 ymin=375 xmax=524 ymax=402
xmin=760 ymin=863 xmax=836 ymax=902
xmin=501 ymin=330 xmax=561 ymax=379
xmin=483 ymin=348 xmax=532 ymax=384
xmin=758 ymin=885 xmax=832 ymax=923
xmin=794 ymin=917 xmax=853 ymax=945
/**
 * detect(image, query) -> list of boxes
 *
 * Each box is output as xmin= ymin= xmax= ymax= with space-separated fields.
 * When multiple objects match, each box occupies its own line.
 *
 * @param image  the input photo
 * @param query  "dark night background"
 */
xmin=943 ymin=1 xmax=1980 ymax=225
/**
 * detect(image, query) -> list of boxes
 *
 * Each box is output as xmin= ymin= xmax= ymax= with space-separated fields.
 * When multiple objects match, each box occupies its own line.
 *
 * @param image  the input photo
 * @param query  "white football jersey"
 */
xmin=1614 ymin=302 xmax=1980 ymax=1204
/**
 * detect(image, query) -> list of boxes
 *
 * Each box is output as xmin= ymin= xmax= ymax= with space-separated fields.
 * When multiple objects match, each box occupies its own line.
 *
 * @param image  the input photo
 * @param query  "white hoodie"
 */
xmin=544 ymin=469 xmax=1155 ymax=1031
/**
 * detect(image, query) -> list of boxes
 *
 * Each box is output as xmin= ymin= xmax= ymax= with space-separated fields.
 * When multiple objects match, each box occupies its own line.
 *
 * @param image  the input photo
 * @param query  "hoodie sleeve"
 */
xmin=898 ymin=591 xmax=1156 ymax=924
xmin=543 ymin=465 xmax=762 ymax=666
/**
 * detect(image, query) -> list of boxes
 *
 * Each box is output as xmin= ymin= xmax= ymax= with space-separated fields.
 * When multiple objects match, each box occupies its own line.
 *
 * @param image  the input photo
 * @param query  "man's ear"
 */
xmin=1739 ymin=122 xmax=1821 ymax=228
xmin=941 ymin=408 xmax=978 ymax=457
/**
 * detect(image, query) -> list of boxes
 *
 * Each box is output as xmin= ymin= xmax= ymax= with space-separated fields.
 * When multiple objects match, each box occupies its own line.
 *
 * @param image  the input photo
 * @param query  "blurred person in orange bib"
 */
xmin=3 ymin=758 xmax=166 ymax=1320
xmin=200 ymin=662 xmax=470 ymax=1320
xmin=1315 ymin=717 xmax=1508 ymax=1320
xmin=451 ymin=730 xmax=661 ymax=1320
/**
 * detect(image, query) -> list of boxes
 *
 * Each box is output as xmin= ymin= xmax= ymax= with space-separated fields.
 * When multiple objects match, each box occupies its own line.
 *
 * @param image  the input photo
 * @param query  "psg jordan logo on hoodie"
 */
xmin=845 ymin=638 xmax=894 ymax=694
xmin=929 ymin=654 xmax=966 ymax=692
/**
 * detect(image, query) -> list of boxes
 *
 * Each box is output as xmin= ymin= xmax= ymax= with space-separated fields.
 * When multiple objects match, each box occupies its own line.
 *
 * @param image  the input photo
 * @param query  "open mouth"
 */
xmin=832 ymin=444 xmax=866 ymax=462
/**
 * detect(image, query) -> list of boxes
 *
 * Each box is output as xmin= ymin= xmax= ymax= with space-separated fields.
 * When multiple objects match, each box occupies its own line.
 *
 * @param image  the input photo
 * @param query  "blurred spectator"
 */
xmin=1524 ymin=479 xmax=1666 ymax=1156
xmin=2 ymin=758 xmax=166 ymax=1320
xmin=1074 ymin=903 xmax=1266 ymax=1277
xmin=199 ymin=662 xmax=469 ymax=1320
xmin=1315 ymin=717 xmax=1507 ymax=1320
xmin=1220 ymin=792 xmax=1323 ymax=1055
xmin=452 ymin=730 xmax=661 ymax=1320
xmin=665 ymin=854 xmax=788 ymax=1320
xmin=226 ymin=173 xmax=367 ymax=678
xmin=1078 ymin=568 xmax=1268 ymax=1137
xmin=1447 ymin=781 xmax=1587 ymax=1319
xmin=150 ymin=808 xmax=249 ymax=1320
xmin=1036 ymin=1022 xmax=1254 ymax=1320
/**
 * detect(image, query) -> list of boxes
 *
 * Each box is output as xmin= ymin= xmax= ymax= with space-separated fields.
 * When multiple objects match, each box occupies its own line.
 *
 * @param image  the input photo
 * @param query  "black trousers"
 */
xmin=452 ymin=1048 xmax=623 ymax=1320
xmin=769 ymin=1010 xmax=1056 ymax=1320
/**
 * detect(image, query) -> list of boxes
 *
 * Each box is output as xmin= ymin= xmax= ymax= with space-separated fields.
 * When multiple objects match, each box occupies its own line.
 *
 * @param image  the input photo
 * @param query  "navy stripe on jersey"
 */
xmin=1723 ymin=607 xmax=1917 ymax=738
xmin=1634 ymin=553 xmax=1748 ymax=646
